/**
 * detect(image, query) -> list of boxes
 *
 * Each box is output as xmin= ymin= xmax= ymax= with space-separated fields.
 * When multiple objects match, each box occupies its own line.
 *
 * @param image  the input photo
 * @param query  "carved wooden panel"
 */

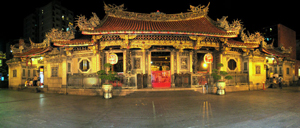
xmin=134 ymin=58 xmax=141 ymax=69
xmin=181 ymin=58 xmax=188 ymax=69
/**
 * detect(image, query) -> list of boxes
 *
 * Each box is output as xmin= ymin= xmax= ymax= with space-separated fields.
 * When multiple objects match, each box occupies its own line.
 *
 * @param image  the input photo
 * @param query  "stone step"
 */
xmin=128 ymin=90 xmax=202 ymax=97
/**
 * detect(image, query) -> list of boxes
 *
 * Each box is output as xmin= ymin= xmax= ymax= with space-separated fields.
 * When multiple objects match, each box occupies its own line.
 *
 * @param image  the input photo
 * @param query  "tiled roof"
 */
xmin=262 ymin=48 xmax=287 ymax=57
xmin=83 ymin=16 xmax=237 ymax=37
xmin=226 ymin=39 xmax=259 ymax=48
xmin=53 ymin=38 xmax=93 ymax=47
xmin=14 ymin=47 xmax=51 ymax=57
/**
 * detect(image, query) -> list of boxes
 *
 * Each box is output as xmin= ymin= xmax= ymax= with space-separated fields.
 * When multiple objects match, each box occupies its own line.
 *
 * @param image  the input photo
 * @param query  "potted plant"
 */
xmin=97 ymin=63 xmax=120 ymax=99
xmin=211 ymin=63 xmax=233 ymax=95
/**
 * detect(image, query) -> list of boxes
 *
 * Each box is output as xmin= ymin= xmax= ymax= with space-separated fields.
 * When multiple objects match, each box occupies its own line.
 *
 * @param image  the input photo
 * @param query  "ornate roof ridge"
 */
xmin=103 ymin=3 xmax=210 ymax=22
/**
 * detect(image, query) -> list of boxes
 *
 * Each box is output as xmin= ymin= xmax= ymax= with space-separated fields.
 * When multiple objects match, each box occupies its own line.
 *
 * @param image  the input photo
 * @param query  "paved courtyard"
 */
xmin=1 ymin=87 xmax=300 ymax=128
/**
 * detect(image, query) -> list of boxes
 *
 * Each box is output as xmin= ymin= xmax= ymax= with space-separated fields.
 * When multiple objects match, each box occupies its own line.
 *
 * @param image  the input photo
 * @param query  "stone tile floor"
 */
xmin=1 ymin=87 xmax=300 ymax=128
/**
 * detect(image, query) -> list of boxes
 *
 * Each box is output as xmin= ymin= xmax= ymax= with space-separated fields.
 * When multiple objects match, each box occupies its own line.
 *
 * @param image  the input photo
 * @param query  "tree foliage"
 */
xmin=211 ymin=63 xmax=232 ymax=82
xmin=97 ymin=63 xmax=120 ymax=84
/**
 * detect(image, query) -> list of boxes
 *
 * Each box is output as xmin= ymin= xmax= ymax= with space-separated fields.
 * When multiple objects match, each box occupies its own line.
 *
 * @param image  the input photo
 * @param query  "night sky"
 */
xmin=1 ymin=0 xmax=299 ymax=45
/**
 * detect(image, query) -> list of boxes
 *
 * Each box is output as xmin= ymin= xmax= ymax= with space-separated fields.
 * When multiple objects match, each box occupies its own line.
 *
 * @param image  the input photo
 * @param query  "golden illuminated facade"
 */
xmin=7 ymin=3 xmax=297 ymax=94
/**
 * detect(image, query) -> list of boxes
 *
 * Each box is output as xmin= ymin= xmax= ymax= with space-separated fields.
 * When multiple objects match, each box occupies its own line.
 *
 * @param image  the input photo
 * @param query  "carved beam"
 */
xmin=119 ymin=34 xmax=137 ymax=48
xmin=92 ymin=35 xmax=102 ymax=42
xmin=189 ymin=36 xmax=206 ymax=50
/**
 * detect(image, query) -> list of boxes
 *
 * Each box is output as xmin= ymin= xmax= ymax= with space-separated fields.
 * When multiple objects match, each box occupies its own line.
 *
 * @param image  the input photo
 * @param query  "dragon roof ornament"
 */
xmin=217 ymin=16 xmax=242 ymax=34
xmin=29 ymin=38 xmax=50 ymax=49
xmin=46 ymin=23 xmax=76 ymax=41
xmin=240 ymin=30 xmax=264 ymax=44
xmin=103 ymin=3 xmax=210 ymax=21
xmin=76 ymin=12 xmax=101 ymax=30
xmin=279 ymin=45 xmax=292 ymax=54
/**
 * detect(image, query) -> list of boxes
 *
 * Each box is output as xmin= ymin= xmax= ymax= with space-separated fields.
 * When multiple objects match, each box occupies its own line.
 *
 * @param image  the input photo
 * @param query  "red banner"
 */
xmin=151 ymin=70 xmax=171 ymax=88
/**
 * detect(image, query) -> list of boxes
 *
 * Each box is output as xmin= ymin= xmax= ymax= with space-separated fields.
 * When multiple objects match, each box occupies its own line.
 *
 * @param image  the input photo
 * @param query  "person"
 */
xmin=270 ymin=76 xmax=276 ymax=88
xmin=278 ymin=77 xmax=283 ymax=89
xmin=25 ymin=80 xmax=28 ymax=87
xmin=28 ymin=78 xmax=33 ymax=86
xmin=33 ymin=75 xmax=38 ymax=86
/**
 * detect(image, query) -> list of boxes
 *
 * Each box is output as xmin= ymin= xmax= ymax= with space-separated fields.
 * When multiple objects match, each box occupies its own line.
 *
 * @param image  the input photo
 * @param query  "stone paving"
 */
xmin=1 ymin=87 xmax=300 ymax=128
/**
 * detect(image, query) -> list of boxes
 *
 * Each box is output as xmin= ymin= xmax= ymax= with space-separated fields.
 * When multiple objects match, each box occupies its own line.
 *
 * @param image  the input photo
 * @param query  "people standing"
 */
xmin=33 ymin=75 xmax=38 ymax=86
xmin=278 ymin=77 xmax=283 ymax=89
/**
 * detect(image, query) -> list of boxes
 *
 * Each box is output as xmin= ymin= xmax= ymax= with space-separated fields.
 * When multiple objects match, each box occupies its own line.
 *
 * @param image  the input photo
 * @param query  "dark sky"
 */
xmin=1 ymin=0 xmax=299 ymax=43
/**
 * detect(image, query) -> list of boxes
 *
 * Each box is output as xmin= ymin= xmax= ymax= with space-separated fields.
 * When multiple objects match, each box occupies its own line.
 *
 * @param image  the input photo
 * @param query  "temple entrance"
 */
xmin=151 ymin=52 xmax=171 ymax=88
xmin=38 ymin=66 xmax=44 ymax=86
xmin=112 ymin=53 xmax=124 ymax=87
xmin=196 ymin=53 xmax=210 ymax=85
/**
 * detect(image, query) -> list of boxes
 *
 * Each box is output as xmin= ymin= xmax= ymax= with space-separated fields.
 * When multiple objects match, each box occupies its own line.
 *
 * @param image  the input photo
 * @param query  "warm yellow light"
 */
xmin=203 ymin=63 xmax=208 ymax=68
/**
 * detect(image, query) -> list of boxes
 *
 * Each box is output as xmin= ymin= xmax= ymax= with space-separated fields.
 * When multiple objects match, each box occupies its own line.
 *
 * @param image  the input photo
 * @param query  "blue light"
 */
xmin=1 ymin=77 xmax=4 ymax=81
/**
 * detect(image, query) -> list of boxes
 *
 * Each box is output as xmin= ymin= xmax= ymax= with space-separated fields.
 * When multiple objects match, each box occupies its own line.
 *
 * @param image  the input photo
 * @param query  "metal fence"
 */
xmin=175 ymin=73 xmax=191 ymax=88
xmin=191 ymin=72 xmax=249 ymax=87
xmin=226 ymin=72 xmax=249 ymax=86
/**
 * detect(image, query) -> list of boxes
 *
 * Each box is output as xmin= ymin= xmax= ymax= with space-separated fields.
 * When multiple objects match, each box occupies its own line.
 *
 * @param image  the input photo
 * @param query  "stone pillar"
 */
xmin=248 ymin=56 xmax=254 ymax=86
xmin=96 ymin=53 xmax=101 ymax=71
xmin=123 ymin=50 xmax=126 ymax=73
xmin=142 ymin=50 xmax=146 ymax=74
xmin=126 ymin=49 xmax=131 ymax=74
xmin=43 ymin=60 xmax=48 ymax=87
xmin=61 ymin=58 xmax=67 ymax=86
xmin=176 ymin=51 xmax=180 ymax=74
xmin=171 ymin=51 xmax=175 ymax=88
xmin=190 ymin=51 xmax=193 ymax=73
xmin=193 ymin=50 xmax=198 ymax=74
xmin=148 ymin=50 xmax=152 ymax=88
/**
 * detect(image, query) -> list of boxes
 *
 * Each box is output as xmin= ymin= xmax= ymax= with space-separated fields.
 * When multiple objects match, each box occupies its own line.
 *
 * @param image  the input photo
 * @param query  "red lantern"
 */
xmin=204 ymin=53 xmax=213 ymax=64
xmin=108 ymin=53 xmax=118 ymax=65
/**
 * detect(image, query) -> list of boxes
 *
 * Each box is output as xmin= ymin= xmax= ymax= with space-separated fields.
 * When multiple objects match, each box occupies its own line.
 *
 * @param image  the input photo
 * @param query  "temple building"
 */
xmin=7 ymin=3 xmax=297 ymax=94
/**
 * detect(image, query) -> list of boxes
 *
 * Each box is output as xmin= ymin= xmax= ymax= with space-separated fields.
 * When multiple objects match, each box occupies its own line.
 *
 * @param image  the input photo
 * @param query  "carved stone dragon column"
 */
xmin=189 ymin=36 xmax=206 ymax=74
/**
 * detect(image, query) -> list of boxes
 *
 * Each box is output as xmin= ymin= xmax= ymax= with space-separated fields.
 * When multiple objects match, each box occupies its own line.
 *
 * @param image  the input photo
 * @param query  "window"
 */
xmin=23 ymin=69 xmax=25 ymax=77
xmin=13 ymin=70 xmax=17 ymax=77
xmin=28 ymin=70 xmax=30 ymax=77
xmin=33 ymin=70 xmax=36 ymax=77
xmin=279 ymin=67 xmax=282 ymax=74
xmin=51 ymin=67 xmax=58 ymax=77
xmin=68 ymin=63 xmax=71 ymax=72
xmin=286 ymin=68 xmax=289 ymax=75
xmin=228 ymin=59 xmax=237 ymax=70
xmin=274 ymin=67 xmax=277 ymax=74
xmin=256 ymin=66 xmax=261 ymax=74
xmin=244 ymin=62 xmax=247 ymax=71
xmin=79 ymin=59 xmax=90 ymax=72
xmin=269 ymin=68 xmax=272 ymax=73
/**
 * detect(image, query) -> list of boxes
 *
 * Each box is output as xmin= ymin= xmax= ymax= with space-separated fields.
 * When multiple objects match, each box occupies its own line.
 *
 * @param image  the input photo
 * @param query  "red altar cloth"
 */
xmin=151 ymin=70 xmax=171 ymax=88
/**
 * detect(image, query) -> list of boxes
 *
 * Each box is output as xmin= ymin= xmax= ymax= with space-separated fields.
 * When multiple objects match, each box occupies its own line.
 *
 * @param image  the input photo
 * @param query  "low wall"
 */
xmin=44 ymin=87 xmax=133 ymax=96
xmin=198 ymin=83 xmax=264 ymax=94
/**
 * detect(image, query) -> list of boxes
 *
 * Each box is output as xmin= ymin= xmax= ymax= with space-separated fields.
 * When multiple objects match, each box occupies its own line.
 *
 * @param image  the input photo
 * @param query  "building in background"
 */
xmin=23 ymin=0 xmax=74 ymax=42
xmin=261 ymin=24 xmax=298 ymax=79
xmin=262 ymin=24 xmax=296 ymax=60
